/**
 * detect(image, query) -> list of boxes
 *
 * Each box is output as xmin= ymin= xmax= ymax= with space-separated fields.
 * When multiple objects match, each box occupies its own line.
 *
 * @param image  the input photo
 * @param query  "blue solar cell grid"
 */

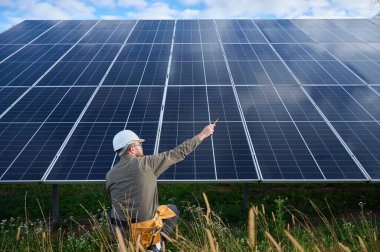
xmin=1 ymin=19 xmax=380 ymax=183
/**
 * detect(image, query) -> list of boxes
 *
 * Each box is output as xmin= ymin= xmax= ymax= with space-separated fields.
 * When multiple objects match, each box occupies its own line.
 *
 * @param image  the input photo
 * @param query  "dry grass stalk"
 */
xmin=255 ymin=206 xmax=259 ymax=215
xmin=374 ymin=231 xmax=377 ymax=242
xmin=175 ymin=224 xmax=179 ymax=239
xmin=248 ymin=207 xmax=257 ymax=250
xmin=284 ymin=229 xmax=304 ymax=252
xmin=205 ymin=228 xmax=217 ymax=252
xmin=203 ymin=193 xmax=211 ymax=224
xmin=338 ymin=242 xmax=351 ymax=252
xmin=314 ymin=245 xmax=322 ymax=252
xmin=162 ymin=241 xmax=166 ymax=252
xmin=115 ymin=226 xmax=127 ymax=252
xmin=261 ymin=204 xmax=266 ymax=215
xmin=15 ymin=226 xmax=21 ymax=241
xmin=264 ymin=231 xmax=283 ymax=252
xmin=287 ymin=224 xmax=290 ymax=231
xmin=292 ymin=214 xmax=296 ymax=226
xmin=100 ymin=244 xmax=104 ymax=252
xmin=271 ymin=212 xmax=276 ymax=222
xmin=136 ymin=234 xmax=145 ymax=252
xmin=357 ymin=236 xmax=368 ymax=252
xmin=161 ymin=232 xmax=175 ymax=244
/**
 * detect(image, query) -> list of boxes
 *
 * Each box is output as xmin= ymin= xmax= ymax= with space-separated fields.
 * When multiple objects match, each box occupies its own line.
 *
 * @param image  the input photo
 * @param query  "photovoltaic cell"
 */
xmin=158 ymin=123 xmax=215 ymax=180
xmin=1 ymin=87 xmax=94 ymax=123
xmin=332 ymin=122 xmax=380 ymax=180
xmin=223 ymin=44 xmax=258 ymax=61
xmin=322 ymin=43 xmax=378 ymax=61
xmin=273 ymin=44 xmax=314 ymax=61
xmin=247 ymin=122 xmax=323 ymax=180
xmin=285 ymin=61 xmax=338 ymax=84
xmin=103 ymin=61 xmax=145 ymax=86
xmin=0 ymin=123 xmax=40 ymax=178
xmin=342 ymin=86 xmax=380 ymax=120
xmin=342 ymin=61 xmax=380 ymax=84
xmin=284 ymin=29 xmax=314 ymax=43
xmin=62 ymin=44 xmax=121 ymax=62
xmin=175 ymin=30 xmax=201 ymax=43
xmin=0 ymin=87 xmax=28 ymax=114
xmin=6 ymin=45 xmax=70 ymax=62
xmin=86 ymin=86 xmax=164 ymax=122
xmin=207 ymin=86 xmax=242 ymax=122
xmin=295 ymin=122 xmax=366 ymax=180
xmin=201 ymin=44 xmax=224 ymax=61
xmin=0 ymin=61 xmax=57 ymax=86
xmin=38 ymin=61 xmax=112 ymax=86
xmin=213 ymin=122 xmax=258 ymax=180
xmin=304 ymin=86 xmax=374 ymax=121
xmin=46 ymin=122 xmax=157 ymax=181
xmin=274 ymin=86 xmax=324 ymax=121
xmin=299 ymin=44 xmax=336 ymax=61
xmin=168 ymin=61 xmax=205 ymax=86
xmin=214 ymin=20 xmax=241 ymax=30
xmin=241 ymin=29 xmax=267 ymax=43
xmin=204 ymin=60 xmax=231 ymax=85
xmin=316 ymin=61 xmax=364 ymax=85
xmin=200 ymin=29 xmax=220 ymax=43
xmin=254 ymin=20 xmax=283 ymax=30
xmin=343 ymin=29 xmax=380 ymax=43
xmin=148 ymin=44 xmax=171 ymax=61
xmin=0 ymin=21 xmax=58 ymax=44
xmin=250 ymin=44 xmax=279 ymax=60
xmin=116 ymin=44 xmax=152 ymax=61
xmin=0 ymin=45 xmax=23 ymax=61
xmin=1 ymin=122 xmax=73 ymax=181
xmin=236 ymin=86 xmax=291 ymax=121
xmin=261 ymin=29 xmax=297 ymax=43
xmin=164 ymin=86 xmax=209 ymax=122
xmin=330 ymin=19 xmax=379 ymax=30
xmin=228 ymin=61 xmax=271 ymax=85
xmin=139 ymin=61 xmax=169 ymax=85
xmin=172 ymin=44 xmax=203 ymax=61
xmin=218 ymin=29 xmax=248 ymax=43
xmin=260 ymin=61 xmax=297 ymax=84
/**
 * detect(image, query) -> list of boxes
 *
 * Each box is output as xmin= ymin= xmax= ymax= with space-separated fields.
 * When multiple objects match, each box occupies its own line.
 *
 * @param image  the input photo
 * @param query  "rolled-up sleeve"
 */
xmin=139 ymin=136 xmax=202 ymax=177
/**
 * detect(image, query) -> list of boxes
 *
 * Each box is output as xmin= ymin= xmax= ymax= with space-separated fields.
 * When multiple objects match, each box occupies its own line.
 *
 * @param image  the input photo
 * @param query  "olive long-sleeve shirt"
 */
xmin=106 ymin=135 xmax=202 ymax=222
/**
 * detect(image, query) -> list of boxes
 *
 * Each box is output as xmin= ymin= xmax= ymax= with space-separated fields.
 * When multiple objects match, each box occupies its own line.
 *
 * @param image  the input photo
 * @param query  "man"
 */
xmin=106 ymin=122 xmax=216 ymax=252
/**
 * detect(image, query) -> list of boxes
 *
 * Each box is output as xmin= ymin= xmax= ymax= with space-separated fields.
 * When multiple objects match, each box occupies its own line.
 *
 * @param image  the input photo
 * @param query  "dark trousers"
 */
xmin=109 ymin=204 xmax=180 ymax=242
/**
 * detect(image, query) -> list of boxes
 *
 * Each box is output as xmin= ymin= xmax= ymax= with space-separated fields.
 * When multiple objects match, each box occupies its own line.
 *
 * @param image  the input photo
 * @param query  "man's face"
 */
xmin=130 ymin=140 xmax=144 ymax=157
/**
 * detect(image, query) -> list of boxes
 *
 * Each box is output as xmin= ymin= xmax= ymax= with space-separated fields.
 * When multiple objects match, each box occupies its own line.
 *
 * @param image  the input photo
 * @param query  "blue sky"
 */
xmin=0 ymin=0 xmax=379 ymax=32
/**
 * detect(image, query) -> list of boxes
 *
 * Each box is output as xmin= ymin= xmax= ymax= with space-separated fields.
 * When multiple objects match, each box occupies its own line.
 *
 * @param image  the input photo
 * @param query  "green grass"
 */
xmin=0 ymin=183 xmax=380 ymax=251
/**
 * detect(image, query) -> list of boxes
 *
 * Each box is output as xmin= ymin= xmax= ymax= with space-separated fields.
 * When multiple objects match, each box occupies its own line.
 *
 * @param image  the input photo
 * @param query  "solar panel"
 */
xmin=1 ymin=19 xmax=380 ymax=183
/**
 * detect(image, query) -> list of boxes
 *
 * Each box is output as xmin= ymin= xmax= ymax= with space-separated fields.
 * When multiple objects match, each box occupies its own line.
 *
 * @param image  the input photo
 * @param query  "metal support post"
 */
xmin=243 ymin=183 xmax=250 ymax=210
xmin=52 ymin=184 xmax=59 ymax=223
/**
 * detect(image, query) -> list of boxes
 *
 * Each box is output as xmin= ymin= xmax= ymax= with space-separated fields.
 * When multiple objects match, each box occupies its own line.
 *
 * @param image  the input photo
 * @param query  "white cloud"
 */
xmin=126 ymin=2 xmax=199 ymax=19
xmin=0 ymin=0 xmax=97 ymax=32
xmin=100 ymin=14 xmax=124 ymax=19
xmin=117 ymin=0 xmax=147 ymax=9
xmin=126 ymin=2 xmax=175 ymax=18
xmin=199 ymin=0 xmax=379 ymax=18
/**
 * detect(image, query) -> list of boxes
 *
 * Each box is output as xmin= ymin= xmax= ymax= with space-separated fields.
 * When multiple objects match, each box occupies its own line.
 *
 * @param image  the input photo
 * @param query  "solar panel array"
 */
xmin=1 ymin=19 xmax=380 ymax=183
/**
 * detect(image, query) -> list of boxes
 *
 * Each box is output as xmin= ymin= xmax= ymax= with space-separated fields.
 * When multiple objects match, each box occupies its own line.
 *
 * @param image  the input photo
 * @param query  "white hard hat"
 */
xmin=113 ymin=130 xmax=145 ymax=152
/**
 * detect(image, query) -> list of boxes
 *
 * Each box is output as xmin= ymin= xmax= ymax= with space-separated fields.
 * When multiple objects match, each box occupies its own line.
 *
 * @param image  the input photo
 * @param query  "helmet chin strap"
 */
xmin=118 ymin=145 xmax=129 ymax=157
